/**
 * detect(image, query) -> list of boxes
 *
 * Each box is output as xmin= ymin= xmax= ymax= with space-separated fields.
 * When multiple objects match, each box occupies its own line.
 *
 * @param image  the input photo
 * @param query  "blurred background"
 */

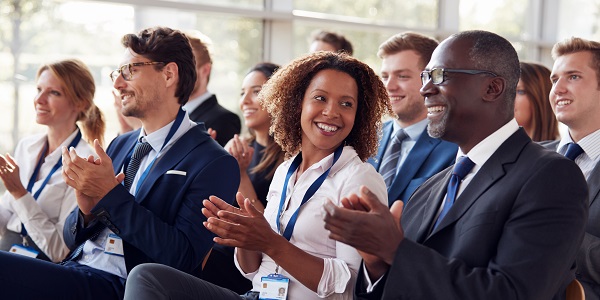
xmin=1 ymin=0 xmax=600 ymax=156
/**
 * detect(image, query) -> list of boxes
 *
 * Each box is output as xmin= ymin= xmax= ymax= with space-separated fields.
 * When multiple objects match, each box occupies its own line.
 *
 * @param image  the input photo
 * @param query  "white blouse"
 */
xmin=235 ymin=146 xmax=387 ymax=299
xmin=0 ymin=129 xmax=93 ymax=262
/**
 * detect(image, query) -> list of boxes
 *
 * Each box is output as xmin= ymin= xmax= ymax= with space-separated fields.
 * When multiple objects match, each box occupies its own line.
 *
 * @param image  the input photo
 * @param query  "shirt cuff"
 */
xmin=363 ymin=263 xmax=385 ymax=293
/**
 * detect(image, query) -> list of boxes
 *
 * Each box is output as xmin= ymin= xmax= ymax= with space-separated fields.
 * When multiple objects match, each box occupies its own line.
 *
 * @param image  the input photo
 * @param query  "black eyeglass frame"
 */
xmin=109 ymin=61 xmax=166 ymax=82
xmin=420 ymin=68 xmax=498 ymax=85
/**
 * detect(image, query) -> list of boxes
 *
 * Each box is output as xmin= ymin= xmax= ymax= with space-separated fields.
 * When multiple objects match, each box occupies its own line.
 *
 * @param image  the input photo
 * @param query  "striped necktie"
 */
xmin=379 ymin=129 xmax=408 ymax=187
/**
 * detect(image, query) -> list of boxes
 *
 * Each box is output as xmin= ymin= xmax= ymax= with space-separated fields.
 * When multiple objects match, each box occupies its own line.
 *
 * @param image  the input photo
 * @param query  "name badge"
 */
xmin=259 ymin=273 xmax=289 ymax=300
xmin=9 ymin=244 xmax=39 ymax=258
xmin=104 ymin=233 xmax=124 ymax=256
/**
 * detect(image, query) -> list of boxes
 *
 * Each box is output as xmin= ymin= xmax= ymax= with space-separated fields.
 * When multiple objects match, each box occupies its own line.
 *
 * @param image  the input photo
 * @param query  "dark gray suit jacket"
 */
xmin=188 ymin=94 xmax=241 ymax=147
xmin=542 ymin=140 xmax=600 ymax=300
xmin=357 ymin=129 xmax=588 ymax=300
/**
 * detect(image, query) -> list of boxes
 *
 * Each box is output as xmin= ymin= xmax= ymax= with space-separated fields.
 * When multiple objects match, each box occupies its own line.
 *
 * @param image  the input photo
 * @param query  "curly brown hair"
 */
xmin=259 ymin=51 xmax=392 ymax=161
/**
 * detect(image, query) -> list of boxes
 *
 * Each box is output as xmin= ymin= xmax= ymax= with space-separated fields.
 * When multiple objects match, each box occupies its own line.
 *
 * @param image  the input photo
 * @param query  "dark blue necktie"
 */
xmin=124 ymin=141 xmax=153 ymax=191
xmin=433 ymin=156 xmax=475 ymax=230
xmin=564 ymin=143 xmax=584 ymax=161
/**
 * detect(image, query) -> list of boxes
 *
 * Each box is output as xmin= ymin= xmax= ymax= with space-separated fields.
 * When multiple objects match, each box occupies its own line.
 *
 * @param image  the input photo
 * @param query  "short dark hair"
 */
xmin=452 ymin=30 xmax=520 ymax=113
xmin=377 ymin=32 xmax=439 ymax=70
xmin=121 ymin=26 xmax=197 ymax=105
xmin=248 ymin=62 xmax=279 ymax=80
xmin=310 ymin=30 xmax=354 ymax=55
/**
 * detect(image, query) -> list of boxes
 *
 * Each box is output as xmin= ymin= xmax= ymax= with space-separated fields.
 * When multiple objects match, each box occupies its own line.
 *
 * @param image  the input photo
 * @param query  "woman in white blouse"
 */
xmin=0 ymin=59 xmax=105 ymax=262
xmin=124 ymin=51 xmax=393 ymax=300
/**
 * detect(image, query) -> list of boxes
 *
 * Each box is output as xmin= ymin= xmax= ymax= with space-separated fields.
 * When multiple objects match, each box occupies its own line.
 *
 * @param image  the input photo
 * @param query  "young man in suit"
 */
xmin=370 ymin=32 xmax=457 ymax=206
xmin=0 ymin=27 xmax=239 ymax=299
xmin=324 ymin=30 xmax=588 ymax=299
xmin=184 ymin=31 xmax=241 ymax=146
xmin=542 ymin=37 xmax=600 ymax=299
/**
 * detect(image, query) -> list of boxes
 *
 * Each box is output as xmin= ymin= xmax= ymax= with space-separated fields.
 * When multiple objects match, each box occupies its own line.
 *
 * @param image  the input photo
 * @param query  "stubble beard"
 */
xmin=427 ymin=111 xmax=448 ymax=139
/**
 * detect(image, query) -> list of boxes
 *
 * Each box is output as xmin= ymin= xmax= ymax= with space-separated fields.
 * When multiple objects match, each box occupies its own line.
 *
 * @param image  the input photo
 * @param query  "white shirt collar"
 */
xmin=183 ymin=91 xmax=213 ymax=113
xmin=391 ymin=118 xmax=428 ymax=141
xmin=457 ymin=118 xmax=520 ymax=169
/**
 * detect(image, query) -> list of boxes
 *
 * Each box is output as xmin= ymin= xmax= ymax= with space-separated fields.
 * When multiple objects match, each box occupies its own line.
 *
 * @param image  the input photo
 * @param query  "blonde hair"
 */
xmin=37 ymin=59 xmax=105 ymax=146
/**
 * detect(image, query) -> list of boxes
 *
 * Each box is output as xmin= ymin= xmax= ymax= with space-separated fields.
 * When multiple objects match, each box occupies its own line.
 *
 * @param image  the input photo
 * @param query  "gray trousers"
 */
xmin=124 ymin=263 xmax=258 ymax=300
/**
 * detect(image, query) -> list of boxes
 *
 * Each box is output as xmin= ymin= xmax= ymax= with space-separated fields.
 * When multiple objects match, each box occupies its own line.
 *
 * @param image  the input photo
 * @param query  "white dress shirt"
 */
xmin=364 ymin=119 xmax=520 ymax=291
xmin=77 ymin=112 xmax=196 ymax=279
xmin=0 ymin=129 xmax=93 ymax=262
xmin=556 ymin=128 xmax=600 ymax=179
xmin=234 ymin=146 xmax=388 ymax=299
xmin=182 ymin=91 xmax=213 ymax=114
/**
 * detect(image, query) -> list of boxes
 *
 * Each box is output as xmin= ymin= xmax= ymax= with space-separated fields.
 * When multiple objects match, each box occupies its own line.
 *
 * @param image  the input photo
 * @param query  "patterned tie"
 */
xmin=124 ymin=141 xmax=153 ymax=192
xmin=379 ymin=129 xmax=408 ymax=187
xmin=433 ymin=156 xmax=475 ymax=230
xmin=564 ymin=143 xmax=584 ymax=161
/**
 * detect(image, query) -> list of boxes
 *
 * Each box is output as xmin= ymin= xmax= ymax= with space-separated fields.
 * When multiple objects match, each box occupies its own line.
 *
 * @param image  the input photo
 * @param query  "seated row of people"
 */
xmin=0 ymin=26 xmax=597 ymax=300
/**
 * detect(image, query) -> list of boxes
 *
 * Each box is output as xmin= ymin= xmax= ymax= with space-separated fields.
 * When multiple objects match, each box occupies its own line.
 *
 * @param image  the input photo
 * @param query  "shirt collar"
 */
xmin=183 ymin=91 xmax=213 ymax=113
xmin=138 ymin=111 xmax=192 ymax=153
xmin=457 ymin=118 xmax=520 ymax=168
xmin=392 ymin=118 xmax=428 ymax=141
xmin=558 ymin=128 xmax=600 ymax=160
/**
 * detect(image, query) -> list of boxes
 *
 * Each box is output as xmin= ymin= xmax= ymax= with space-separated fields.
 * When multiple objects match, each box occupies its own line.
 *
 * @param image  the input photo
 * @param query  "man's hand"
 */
xmin=323 ymin=186 xmax=404 ymax=278
xmin=62 ymin=140 xmax=124 ymax=214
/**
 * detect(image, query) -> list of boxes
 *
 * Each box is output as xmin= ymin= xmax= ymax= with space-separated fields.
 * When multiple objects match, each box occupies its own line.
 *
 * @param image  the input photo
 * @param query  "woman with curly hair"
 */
xmin=123 ymin=51 xmax=393 ymax=300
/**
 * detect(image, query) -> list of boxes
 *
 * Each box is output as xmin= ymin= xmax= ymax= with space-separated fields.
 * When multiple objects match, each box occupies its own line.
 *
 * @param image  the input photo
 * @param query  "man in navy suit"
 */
xmin=184 ymin=31 xmax=241 ymax=147
xmin=541 ymin=37 xmax=600 ymax=299
xmin=370 ymin=32 xmax=457 ymax=206
xmin=0 ymin=27 xmax=239 ymax=299
xmin=324 ymin=30 xmax=588 ymax=299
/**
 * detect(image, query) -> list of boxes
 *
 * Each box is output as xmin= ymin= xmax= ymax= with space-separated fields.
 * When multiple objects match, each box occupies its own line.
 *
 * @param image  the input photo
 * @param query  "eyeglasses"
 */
xmin=109 ymin=61 xmax=165 ymax=82
xmin=420 ymin=68 xmax=498 ymax=85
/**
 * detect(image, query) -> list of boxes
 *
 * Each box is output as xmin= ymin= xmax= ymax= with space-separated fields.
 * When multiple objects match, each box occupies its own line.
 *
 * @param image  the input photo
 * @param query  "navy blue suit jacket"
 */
xmin=369 ymin=121 xmax=457 ymax=206
xmin=63 ymin=124 xmax=240 ymax=277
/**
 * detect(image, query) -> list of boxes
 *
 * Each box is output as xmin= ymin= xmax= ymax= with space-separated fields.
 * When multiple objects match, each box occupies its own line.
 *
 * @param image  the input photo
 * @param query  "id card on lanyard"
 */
xmin=19 ymin=129 xmax=82 ymax=240
xmin=260 ymin=145 xmax=343 ymax=299
xmin=122 ymin=108 xmax=186 ymax=196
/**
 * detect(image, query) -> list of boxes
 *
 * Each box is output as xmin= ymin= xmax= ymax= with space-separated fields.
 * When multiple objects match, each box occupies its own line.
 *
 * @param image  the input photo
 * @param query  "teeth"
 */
xmin=428 ymin=106 xmax=445 ymax=113
xmin=557 ymin=100 xmax=572 ymax=106
xmin=317 ymin=123 xmax=338 ymax=132
xmin=243 ymin=108 xmax=257 ymax=114
xmin=390 ymin=96 xmax=403 ymax=101
xmin=122 ymin=94 xmax=133 ymax=100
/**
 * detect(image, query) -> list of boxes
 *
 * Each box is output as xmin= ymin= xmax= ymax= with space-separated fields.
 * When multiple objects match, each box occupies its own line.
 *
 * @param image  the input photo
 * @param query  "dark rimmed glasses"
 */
xmin=109 ymin=61 xmax=166 ymax=82
xmin=420 ymin=68 xmax=498 ymax=85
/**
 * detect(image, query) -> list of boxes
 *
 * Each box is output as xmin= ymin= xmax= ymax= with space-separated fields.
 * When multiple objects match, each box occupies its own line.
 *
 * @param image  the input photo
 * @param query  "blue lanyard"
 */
xmin=22 ymin=129 xmax=82 ymax=236
xmin=122 ymin=108 xmax=186 ymax=195
xmin=276 ymin=145 xmax=343 ymax=241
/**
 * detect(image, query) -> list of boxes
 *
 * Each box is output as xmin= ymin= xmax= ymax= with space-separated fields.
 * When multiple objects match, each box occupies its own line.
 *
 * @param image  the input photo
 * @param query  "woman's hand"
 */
xmin=203 ymin=192 xmax=280 ymax=254
xmin=224 ymin=135 xmax=254 ymax=173
xmin=0 ymin=154 xmax=27 ymax=199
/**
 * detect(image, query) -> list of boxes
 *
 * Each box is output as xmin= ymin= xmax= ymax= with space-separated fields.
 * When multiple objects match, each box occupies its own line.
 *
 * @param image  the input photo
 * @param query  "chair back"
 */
xmin=566 ymin=279 xmax=585 ymax=300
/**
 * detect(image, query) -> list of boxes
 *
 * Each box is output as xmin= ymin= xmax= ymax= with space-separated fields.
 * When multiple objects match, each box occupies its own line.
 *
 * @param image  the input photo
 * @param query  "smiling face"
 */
xmin=300 ymin=69 xmax=358 ymax=159
xmin=380 ymin=50 xmax=427 ymax=126
xmin=34 ymin=70 xmax=80 ymax=130
xmin=240 ymin=71 xmax=271 ymax=133
xmin=113 ymin=48 xmax=164 ymax=120
xmin=550 ymin=51 xmax=600 ymax=138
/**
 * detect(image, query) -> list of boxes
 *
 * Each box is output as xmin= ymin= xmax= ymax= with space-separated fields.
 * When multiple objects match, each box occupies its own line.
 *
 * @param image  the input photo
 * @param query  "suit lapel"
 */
xmin=415 ymin=169 xmax=451 ymax=243
xmin=112 ymin=132 xmax=139 ymax=174
xmin=189 ymin=94 xmax=217 ymax=121
xmin=369 ymin=121 xmax=393 ymax=171
xmin=586 ymin=162 xmax=600 ymax=206
xmin=134 ymin=126 xmax=205 ymax=202
xmin=388 ymin=130 xmax=440 ymax=205
xmin=428 ymin=130 xmax=529 ymax=236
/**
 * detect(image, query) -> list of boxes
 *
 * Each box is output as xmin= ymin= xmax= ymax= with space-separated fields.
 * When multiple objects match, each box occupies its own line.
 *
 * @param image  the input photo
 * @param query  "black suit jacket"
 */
xmin=188 ymin=94 xmax=241 ymax=146
xmin=357 ymin=129 xmax=588 ymax=300
xmin=542 ymin=140 xmax=600 ymax=300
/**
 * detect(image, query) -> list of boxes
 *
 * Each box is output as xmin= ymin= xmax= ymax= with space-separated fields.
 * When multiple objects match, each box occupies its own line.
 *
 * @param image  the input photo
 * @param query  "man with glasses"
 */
xmin=370 ymin=32 xmax=456 ymax=207
xmin=541 ymin=37 xmax=600 ymax=299
xmin=0 ymin=26 xmax=239 ymax=300
xmin=324 ymin=30 xmax=588 ymax=299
